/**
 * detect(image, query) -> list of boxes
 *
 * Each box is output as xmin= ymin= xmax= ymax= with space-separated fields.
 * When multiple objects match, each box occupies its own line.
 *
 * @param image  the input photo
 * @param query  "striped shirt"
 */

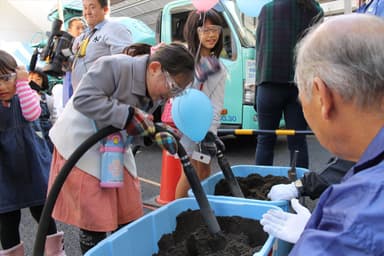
xmin=15 ymin=79 xmax=41 ymax=121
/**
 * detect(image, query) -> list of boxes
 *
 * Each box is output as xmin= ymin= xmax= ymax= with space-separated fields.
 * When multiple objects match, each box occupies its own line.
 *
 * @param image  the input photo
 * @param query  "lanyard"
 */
xmin=77 ymin=28 xmax=97 ymax=57
xmin=72 ymin=29 xmax=97 ymax=69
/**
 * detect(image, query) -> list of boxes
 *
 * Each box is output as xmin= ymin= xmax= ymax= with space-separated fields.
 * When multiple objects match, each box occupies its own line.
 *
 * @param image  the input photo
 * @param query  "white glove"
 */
xmin=260 ymin=198 xmax=311 ymax=244
xmin=267 ymin=182 xmax=299 ymax=201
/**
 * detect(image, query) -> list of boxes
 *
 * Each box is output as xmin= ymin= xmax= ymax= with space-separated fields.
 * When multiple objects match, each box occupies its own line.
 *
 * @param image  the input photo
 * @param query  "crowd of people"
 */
xmin=0 ymin=0 xmax=383 ymax=255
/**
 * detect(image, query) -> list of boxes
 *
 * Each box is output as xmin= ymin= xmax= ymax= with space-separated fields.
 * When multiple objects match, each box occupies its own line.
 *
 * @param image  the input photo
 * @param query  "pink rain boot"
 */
xmin=45 ymin=231 xmax=66 ymax=256
xmin=0 ymin=242 xmax=24 ymax=256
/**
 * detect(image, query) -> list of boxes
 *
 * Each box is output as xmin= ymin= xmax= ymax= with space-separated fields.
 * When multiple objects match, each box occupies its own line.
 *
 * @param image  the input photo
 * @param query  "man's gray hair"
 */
xmin=295 ymin=14 xmax=384 ymax=111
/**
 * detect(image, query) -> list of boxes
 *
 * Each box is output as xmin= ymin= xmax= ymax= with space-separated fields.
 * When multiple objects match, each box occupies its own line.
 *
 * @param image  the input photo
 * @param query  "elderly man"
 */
xmin=261 ymin=14 xmax=384 ymax=255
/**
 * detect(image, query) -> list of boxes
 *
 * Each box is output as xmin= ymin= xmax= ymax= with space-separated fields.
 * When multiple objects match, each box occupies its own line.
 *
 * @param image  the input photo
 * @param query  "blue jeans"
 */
xmin=255 ymin=83 xmax=308 ymax=168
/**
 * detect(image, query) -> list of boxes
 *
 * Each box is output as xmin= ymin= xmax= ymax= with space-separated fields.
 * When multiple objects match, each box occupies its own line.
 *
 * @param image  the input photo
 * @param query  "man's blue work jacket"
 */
xmin=290 ymin=128 xmax=384 ymax=255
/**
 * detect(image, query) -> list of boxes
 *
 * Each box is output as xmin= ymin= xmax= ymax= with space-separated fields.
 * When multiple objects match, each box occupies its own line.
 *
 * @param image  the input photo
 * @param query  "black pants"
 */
xmin=255 ymin=83 xmax=309 ymax=168
xmin=0 ymin=205 xmax=57 ymax=249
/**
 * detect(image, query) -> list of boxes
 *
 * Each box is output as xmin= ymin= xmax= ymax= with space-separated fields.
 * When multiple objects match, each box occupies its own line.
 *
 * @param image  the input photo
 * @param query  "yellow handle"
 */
xmin=275 ymin=129 xmax=296 ymax=135
xmin=233 ymin=129 xmax=254 ymax=135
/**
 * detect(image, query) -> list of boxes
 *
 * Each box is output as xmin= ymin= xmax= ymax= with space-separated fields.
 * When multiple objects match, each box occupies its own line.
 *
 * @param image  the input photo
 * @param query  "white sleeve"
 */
xmin=51 ymin=84 xmax=64 ymax=123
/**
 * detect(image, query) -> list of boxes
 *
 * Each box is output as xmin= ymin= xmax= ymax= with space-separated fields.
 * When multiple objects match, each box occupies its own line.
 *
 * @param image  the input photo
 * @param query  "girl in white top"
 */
xmin=175 ymin=9 xmax=227 ymax=198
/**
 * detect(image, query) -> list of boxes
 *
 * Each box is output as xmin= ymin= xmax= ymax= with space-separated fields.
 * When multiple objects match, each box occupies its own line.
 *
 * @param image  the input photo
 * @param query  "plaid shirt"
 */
xmin=255 ymin=0 xmax=323 ymax=85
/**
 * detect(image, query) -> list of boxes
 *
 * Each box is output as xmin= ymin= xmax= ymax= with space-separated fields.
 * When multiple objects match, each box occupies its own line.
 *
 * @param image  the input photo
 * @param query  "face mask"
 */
xmin=29 ymin=80 xmax=42 ymax=92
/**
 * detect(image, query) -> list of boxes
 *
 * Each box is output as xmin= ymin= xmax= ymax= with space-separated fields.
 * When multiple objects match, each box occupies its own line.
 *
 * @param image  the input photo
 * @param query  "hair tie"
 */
xmin=150 ymin=42 xmax=166 ymax=55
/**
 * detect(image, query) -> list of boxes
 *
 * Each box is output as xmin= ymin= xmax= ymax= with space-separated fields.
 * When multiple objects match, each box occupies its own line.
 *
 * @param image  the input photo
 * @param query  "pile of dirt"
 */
xmin=214 ymin=174 xmax=290 ymax=200
xmin=154 ymin=209 xmax=268 ymax=256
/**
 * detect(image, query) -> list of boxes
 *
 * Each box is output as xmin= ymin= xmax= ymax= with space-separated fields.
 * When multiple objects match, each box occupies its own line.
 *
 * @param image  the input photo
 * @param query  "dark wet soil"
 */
xmin=154 ymin=209 xmax=268 ymax=256
xmin=214 ymin=174 xmax=290 ymax=200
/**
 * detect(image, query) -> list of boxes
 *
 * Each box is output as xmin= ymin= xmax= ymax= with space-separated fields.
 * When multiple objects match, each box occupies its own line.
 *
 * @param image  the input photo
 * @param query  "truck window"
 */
xmin=171 ymin=11 xmax=188 ymax=42
xmin=221 ymin=0 xmax=256 ymax=48
xmin=170 ymin=10 xmax=234 ymax=60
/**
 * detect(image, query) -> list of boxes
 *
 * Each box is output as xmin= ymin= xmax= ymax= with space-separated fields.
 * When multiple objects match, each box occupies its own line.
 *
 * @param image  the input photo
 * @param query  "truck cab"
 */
xmin=157 ymin=0 xmax=259 ymax=133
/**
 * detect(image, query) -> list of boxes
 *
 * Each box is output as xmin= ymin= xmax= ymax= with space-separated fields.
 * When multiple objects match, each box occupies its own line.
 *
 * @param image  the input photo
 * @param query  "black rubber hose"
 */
xmin=34 ymin=123 xmax=223 ymax=255
xmin=216 ymin=149 xmax=245 ymax=198
xmin=32 ymin=125 xmax=120 ymax=256
xmin=205 ymin=131 xmax=244 ymax=198
xmin=154 ymin=125 xmax=222 ymax=236
xmin=176 ymin=140 xmax=222 ymax=236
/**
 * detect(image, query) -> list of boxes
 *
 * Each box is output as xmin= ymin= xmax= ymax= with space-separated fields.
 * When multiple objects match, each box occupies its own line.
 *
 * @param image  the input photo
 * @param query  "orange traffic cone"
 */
xmin=156 ymin=149 xmax=182 ymax=205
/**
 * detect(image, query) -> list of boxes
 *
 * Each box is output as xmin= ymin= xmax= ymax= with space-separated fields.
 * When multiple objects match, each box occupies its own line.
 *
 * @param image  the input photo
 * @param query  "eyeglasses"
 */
xmin=0 ymin=73 xmax=16 ymax=83
xmin=197 ymin=25 xmax=222 ymax=36
xmin=163 ymin=71 xmax=185 ymax=97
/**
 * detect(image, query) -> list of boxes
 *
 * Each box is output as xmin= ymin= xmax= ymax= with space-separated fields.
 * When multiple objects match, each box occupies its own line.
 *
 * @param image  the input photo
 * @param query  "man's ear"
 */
xmin=103 ymin=6 xmax=109 ymax=15
xmin=147 ymin=61 xmax=162 ymax=75
xmin=313 ymin=77 xmax=333 ymax=120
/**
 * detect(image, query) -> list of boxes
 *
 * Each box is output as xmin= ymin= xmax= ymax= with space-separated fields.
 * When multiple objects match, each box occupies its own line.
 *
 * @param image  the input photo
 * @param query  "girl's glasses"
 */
xmin=163 ymin=71 xmax=185 ymax=97
xmin=197 ymin=25 xmax=222 ymax=36
xmin=0 ymin=73 xmax=16 ymax=83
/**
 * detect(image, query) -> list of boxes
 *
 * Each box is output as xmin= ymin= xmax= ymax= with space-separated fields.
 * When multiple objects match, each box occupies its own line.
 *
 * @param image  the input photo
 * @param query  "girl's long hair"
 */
xmin=183 ymin=9 xmax=224 ymax=60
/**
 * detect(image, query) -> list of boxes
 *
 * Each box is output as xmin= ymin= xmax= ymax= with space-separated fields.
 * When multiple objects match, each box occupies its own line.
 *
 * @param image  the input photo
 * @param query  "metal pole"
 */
xmin=344 ymin=0 xmax=352 ymax=13
xmin=218 ymin=129 xmax=314 ymax=136
xmin=58 ymin=0 xmax=64 ymax=21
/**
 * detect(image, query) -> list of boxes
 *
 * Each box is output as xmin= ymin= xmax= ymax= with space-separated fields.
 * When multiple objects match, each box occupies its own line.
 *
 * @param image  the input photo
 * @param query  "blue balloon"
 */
xmin=172 ymin=88 xmax=213 ymax=142
xmin=237 ymin=0 xmax=272 ymax=17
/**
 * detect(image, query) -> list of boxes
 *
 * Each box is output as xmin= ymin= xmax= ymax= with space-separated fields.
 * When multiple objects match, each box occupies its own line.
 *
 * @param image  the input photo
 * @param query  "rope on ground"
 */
xmin=138 ymin=176 xmax=161 ymax=187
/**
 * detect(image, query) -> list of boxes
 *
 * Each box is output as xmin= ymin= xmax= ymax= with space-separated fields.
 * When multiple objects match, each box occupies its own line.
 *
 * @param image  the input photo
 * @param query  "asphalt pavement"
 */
xmin=11 ymin=135 xmax=332 ymax=255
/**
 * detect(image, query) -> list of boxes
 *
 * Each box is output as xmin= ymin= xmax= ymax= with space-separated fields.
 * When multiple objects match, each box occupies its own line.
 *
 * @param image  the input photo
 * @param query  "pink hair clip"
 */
xmin=150 ymin=42 xmax=166 ymax=55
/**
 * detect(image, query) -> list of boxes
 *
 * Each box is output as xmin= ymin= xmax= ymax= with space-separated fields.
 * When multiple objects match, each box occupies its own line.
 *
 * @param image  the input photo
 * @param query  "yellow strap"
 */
xmin=78 ymin=37 xmax=90 ymax=57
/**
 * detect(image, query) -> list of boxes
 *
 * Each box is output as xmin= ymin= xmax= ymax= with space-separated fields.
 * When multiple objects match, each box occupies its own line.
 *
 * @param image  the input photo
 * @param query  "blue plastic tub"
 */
xmin=188 ymin=165 xmax=308 ymax=211
xmin=85 ymin=197 xmax=282 ymax=256
xmin=187 ymin=165 xmax=309 ymax=256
